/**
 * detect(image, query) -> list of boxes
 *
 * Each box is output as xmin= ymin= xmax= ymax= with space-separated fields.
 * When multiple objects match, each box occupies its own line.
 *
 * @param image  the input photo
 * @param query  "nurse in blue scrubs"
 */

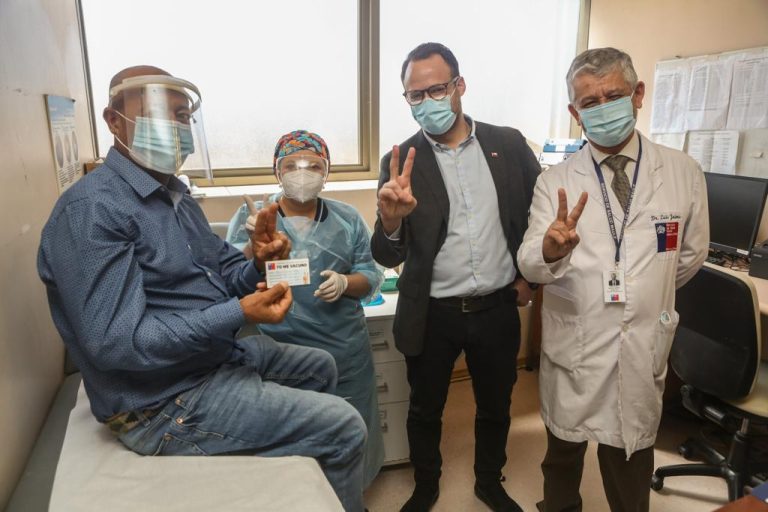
xmin=227 ymin=130 xmax=384 ymax=488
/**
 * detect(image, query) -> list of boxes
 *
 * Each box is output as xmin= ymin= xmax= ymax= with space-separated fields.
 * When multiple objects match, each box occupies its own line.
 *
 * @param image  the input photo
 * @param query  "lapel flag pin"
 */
xmin=491 ymin=152 xmax=499 ymax=158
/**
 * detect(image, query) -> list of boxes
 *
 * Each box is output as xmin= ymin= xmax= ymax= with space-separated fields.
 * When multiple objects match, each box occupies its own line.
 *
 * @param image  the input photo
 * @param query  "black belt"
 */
xmin=105 ymin=407 xmax=162 ymax=436
xmin=431 ymin=286 xmax=516 ymax=313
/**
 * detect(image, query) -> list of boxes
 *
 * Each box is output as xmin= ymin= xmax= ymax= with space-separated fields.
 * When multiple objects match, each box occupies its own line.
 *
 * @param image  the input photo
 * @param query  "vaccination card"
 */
xmin=265 ymin=258 xmax=310 ymax=288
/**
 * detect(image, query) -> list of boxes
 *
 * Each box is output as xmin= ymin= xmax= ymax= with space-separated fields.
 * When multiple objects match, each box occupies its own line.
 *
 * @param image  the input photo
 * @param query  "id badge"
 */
xmin=265 ymin=258 xmax=310 ymax=288
xmin=603 ymin=269 xmax=626 ymax=303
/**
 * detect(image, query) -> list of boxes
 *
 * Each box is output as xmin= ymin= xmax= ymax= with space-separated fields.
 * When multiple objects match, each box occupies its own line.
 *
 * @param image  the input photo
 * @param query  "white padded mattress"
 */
xmin=49 ymin=383 xmax=342 ymax=511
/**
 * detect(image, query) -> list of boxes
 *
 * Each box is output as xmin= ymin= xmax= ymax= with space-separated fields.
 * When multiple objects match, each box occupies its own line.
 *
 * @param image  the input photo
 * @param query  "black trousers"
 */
xmin=404 ymin=295 xmax=521 ymax=486
xmin=541 ymin=427 xmax=654 ymax=512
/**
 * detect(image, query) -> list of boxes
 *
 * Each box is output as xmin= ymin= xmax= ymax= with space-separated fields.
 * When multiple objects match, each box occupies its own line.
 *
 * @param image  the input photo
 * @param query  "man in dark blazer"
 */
xmin=371 ymin=43 xmax=540 ymax=512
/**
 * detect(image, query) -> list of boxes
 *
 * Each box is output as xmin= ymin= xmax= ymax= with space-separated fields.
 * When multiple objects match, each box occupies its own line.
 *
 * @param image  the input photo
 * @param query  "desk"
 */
xmin=749 ymin=273 xmax=768 ymax=315
xmin=715 ymin=495 xmax=768 ymax=511
xmin=715 ymin=477 xmax=768 ymax=511
xmin=740 ymin=272 xmax=768 ymax=362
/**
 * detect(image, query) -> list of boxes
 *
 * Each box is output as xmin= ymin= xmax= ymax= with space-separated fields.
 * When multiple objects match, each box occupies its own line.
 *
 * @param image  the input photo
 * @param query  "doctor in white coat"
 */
xmin=518 ymin=48 xmax=708 ymax=512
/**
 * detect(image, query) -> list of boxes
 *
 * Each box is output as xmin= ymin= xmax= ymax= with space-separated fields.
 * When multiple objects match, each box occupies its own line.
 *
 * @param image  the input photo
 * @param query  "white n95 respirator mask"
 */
xmin=280 ymin=170 xmax=325 ymax=203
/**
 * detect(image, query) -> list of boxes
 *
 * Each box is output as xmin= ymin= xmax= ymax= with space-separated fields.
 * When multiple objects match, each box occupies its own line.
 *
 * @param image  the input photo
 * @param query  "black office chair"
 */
xmin=651 ymin=263 xmax=768 ymax=501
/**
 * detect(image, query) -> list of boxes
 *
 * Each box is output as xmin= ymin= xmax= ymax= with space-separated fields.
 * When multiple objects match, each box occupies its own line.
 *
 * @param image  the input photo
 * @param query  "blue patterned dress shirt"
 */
xmin=38 ymin=148 xmax=260 ymax=421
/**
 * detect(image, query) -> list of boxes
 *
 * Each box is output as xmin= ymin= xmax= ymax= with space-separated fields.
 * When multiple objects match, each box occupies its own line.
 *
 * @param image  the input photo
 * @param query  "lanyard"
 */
xmin=590 ymin=138 xmax=642 ymax=266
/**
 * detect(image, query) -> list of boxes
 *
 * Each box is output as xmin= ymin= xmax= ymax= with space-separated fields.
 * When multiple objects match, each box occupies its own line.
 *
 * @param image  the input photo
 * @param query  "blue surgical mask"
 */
xmin=117 ymin=114 xmax=195 ymax=174
xmin=410 ymin=95 xmax=457 ymax=135
xmin=578 ymin=95 xmax=636 ymax=148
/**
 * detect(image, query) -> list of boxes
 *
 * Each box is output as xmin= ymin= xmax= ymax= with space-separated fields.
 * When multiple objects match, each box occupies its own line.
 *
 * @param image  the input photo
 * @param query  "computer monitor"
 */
xmin=704 ymin=172 xmax=768 ymax=257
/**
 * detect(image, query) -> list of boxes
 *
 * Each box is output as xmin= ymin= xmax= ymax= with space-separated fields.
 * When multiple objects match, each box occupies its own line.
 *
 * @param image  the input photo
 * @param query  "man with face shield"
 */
xmin=105 ymin=67 xmax=211 ymax=180
xmin=517 ymin=48 xmax=709 ymax=511
xmin=38 ymin=67 xmax=367 ymax=512
xmin=227 ymin=130 xmax=385 ymax=491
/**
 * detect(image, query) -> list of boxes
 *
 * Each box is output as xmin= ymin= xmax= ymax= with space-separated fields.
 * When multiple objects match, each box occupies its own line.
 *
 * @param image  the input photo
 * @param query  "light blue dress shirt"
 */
xmin=425 ymin=117 xmax=516 ymax=298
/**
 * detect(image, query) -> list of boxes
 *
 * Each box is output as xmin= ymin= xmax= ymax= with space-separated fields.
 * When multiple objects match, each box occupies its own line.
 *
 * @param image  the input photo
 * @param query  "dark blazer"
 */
xmin=371 ymin=121 xmax=540 ymax=357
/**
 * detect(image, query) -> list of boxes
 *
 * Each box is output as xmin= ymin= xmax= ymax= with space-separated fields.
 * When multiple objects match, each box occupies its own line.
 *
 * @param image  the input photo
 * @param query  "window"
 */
xmin=81 ymin=1 xmax=583 ymax=184
xmin=81 ymin=0 xmax=365 ymax=181
xmin=379 ymin=0 xmax=581 ymax=156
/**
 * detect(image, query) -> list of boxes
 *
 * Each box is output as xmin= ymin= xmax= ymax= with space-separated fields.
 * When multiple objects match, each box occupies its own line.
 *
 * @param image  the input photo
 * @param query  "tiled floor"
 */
xmin=364 ymin=370 xmax=732 ymax=512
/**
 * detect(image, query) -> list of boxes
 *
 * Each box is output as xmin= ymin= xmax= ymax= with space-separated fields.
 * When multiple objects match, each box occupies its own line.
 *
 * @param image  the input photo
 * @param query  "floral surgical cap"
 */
xmin=273 ymin=130 xmax=331 ymax=171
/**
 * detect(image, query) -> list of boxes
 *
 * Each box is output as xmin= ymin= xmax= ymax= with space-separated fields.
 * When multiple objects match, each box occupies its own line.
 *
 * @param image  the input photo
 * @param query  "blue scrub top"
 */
xmin=226 ymin=196 xmax=383 ymax=375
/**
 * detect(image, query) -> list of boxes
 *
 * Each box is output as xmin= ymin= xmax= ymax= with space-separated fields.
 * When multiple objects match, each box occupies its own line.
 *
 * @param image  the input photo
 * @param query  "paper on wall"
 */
xmin=650 ymin=60 xmax=690 ymax=133
xmin=726 ymin=49 xmax=768 ymax=130
xmin=710 ymin=131 xmax=740 ymax=174
xmin=686 ymin=130 xmax=739 ymax=174
xmin=44 ymin=95 xmax=82 ymax=195
xmin=651 ymin=132 xmax=687 ymax=151
xmin=685 ymin=56 xmax=734 ymax=131
xmin=687 ymin=131 xmax=713 ymax=171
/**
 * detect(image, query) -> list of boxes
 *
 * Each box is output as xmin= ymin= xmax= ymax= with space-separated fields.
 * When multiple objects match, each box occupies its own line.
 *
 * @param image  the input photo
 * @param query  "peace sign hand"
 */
xmin=377 ymin=146 xmax=417 ymax=235
xmin=244 ymin=195 xmax=292 ymax=270
xmin=542 ymin=189 xmax=588 ymax=263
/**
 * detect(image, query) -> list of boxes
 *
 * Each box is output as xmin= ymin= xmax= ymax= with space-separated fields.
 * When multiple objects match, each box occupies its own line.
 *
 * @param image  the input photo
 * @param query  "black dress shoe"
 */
xmin=400 ymin=484 xmax=439 ymax=512
xmin=474 ymin=480 xmax=523 ymax=512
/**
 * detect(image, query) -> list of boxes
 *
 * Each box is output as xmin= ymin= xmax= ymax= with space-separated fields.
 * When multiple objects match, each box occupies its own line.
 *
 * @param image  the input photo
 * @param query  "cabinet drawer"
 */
xmin=375 ymin=360 xmax=410 ymax=403
xmin=367 ymin=317 xmax=402 ymax=363
xmin=379 ymin=401 xmax=409 ymax=464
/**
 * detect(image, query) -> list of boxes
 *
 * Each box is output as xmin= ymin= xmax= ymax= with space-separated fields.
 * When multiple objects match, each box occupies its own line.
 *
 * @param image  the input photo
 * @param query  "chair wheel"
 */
xmin=678 ymin=442 xmax=696 ymax=460
xmin=650 ymin=474 xmax=664 ymax=491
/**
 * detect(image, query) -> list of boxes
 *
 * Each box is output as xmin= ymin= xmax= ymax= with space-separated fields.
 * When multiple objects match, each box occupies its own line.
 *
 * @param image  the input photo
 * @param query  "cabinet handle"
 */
xmin=370 ymin=338 xmax=389 ymax=350
xmin=381 ymin=421 xmax=389 ymax=433
xmin=377 ymin=381 xmax=389 ymax=393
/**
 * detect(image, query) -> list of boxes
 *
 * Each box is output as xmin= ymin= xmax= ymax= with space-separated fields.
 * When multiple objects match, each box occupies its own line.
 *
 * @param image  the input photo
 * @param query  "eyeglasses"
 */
xmin=402 ymin=76 xmax=460 ymax=106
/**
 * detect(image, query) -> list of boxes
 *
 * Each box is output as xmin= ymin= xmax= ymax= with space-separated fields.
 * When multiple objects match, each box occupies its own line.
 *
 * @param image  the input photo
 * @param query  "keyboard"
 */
xmin=706 ymin=255 xmax=726 ymax=265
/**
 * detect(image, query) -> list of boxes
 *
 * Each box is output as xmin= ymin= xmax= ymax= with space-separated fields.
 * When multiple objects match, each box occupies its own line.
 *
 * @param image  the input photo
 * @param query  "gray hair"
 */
xmin=566 ymin=47 xmax=638 ymax=103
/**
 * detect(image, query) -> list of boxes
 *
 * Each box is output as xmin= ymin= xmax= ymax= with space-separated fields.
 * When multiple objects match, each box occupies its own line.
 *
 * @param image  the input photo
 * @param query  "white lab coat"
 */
xmin=517 ymin=132 xmax=709 ymax=457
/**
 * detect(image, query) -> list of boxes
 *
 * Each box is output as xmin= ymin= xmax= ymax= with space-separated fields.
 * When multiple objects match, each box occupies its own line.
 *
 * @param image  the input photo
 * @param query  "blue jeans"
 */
xmin=118 ymin=335 xmax=366 ymax=511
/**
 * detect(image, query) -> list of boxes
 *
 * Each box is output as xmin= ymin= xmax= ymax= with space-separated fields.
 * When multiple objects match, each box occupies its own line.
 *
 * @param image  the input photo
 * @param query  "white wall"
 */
xmin=2 ymin=3 xmax=766 ymax=506
xmin=588 ymin=0 xmax=768 ymax=136
xmin=589 ymin=0 xmax=768 ymax=241
xmin=0 ymin=0 xmax=95 ymax=506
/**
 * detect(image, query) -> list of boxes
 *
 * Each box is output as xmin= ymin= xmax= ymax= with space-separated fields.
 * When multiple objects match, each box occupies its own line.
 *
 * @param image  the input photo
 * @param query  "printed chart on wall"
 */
xmin=44 ymin=95 xmax=82 ymax=194
xmin=650 ymin=47 xmax=768 ymax=177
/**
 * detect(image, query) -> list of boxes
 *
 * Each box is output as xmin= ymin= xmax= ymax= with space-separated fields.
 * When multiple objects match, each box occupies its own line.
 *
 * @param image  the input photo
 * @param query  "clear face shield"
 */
xmin=109 ymin=75 xmax=212 ymax=181
xmin=275 ymin=154 xmax=329 ymax=203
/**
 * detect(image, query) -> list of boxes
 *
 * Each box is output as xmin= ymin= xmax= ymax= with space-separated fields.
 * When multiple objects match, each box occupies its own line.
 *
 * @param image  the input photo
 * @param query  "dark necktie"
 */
xmin=604 ymin=154 xmax=632 ymax=212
